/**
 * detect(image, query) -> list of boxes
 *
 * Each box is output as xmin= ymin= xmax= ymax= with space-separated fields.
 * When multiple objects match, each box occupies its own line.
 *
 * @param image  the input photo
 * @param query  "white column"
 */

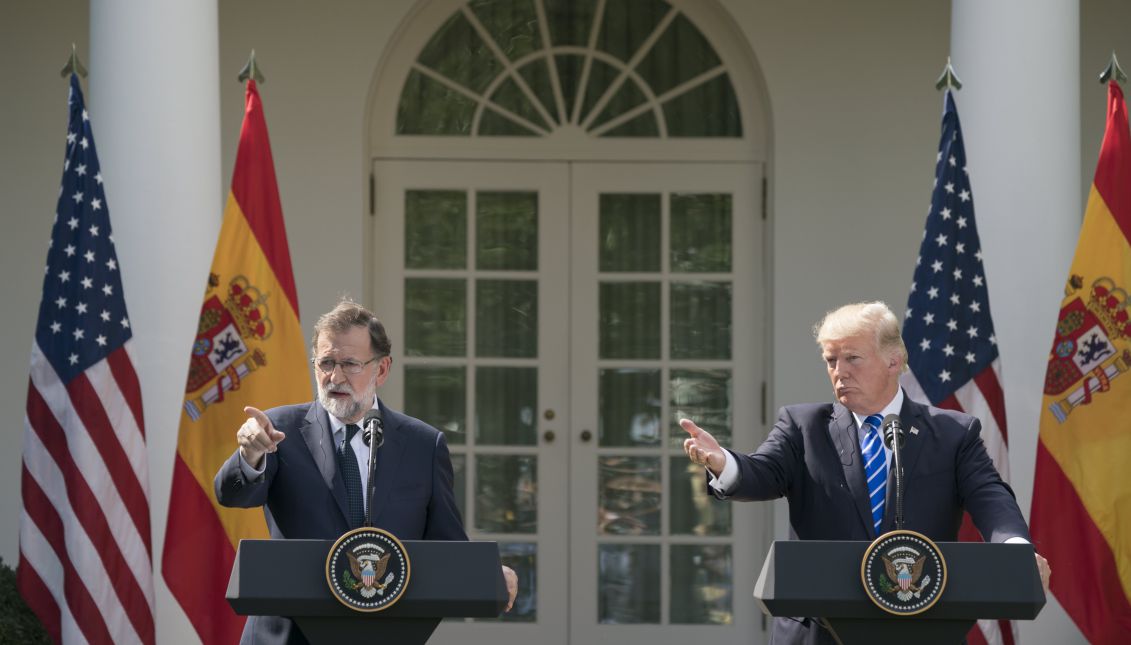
xmin=951 ymin=2 xmax=1085 ymax=644
xmin=90 ymin=1 xmax=220 ymax=642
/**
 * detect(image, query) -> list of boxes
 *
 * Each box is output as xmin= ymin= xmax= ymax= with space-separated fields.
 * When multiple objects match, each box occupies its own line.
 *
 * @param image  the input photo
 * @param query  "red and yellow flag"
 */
xmin=162 ymin=80 xmax=311 ymax=644
xmin=1031 ymin=81 xmax=1131 ymax=643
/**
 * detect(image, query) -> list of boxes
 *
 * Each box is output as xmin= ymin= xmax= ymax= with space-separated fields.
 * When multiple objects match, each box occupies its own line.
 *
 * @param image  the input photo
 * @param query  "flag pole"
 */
xmin=60 ymin=42 xmax=87 ymax=79
xmin=238 ymin=49 xmax=266 ymax=84
xmin=1099 ymin=51 xmax=1127 ymax=85
xmin=935 ymin=56 xmax=962 ymax=92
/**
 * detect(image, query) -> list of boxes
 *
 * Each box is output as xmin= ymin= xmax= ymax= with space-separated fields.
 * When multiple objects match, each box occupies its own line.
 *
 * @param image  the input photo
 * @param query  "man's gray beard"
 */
xmin=319 ymin=385 xmax=367 ymax=422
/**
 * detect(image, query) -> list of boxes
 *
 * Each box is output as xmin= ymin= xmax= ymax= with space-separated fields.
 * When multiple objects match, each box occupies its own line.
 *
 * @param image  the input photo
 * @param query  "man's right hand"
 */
xmin=237 ymin=406 xmax=286 ymax=469
xmin=680 ymin=418 xmax=725 ymax=477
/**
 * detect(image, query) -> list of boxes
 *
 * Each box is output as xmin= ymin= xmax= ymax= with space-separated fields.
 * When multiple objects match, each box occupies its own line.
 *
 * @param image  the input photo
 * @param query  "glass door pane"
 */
xmin=571 ymin=162 xmax=766 ymax=644
xmin=372 ymin=161 xmax=569 ymax=645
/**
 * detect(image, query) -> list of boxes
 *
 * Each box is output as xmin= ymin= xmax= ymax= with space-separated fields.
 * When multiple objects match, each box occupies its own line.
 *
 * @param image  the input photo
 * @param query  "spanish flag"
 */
xmin=1031 ymin=81 xmax=1131 ymax=643
xmin=162 ymin=80 xmax=311 ymax=644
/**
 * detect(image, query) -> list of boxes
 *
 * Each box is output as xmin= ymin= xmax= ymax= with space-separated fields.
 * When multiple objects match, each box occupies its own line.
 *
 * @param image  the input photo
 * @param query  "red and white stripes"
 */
xmin=19 ymin=342 xmax=154 ymax=645
xmin=902 ymin=359 xmax=1016 ymax=645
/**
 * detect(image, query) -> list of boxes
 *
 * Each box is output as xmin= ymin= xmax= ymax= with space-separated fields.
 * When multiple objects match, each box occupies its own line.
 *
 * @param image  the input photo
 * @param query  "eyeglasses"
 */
xmin=311 ymin=357 xmax=379 ymax=375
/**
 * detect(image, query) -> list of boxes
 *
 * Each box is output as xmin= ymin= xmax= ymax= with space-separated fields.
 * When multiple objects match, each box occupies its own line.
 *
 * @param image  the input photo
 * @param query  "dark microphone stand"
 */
xmin=362 ymin=408 xmax=384 ymax=527
xmin=881 ymin=414 xmax=905 ymax=531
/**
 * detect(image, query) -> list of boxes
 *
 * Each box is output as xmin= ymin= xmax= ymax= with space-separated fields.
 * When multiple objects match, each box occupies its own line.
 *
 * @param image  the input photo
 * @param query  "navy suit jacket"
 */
xmin=719 ymin=394 xmax=1029 ymax=644
xmin=215 ymin=398 xmax=466 ymax=645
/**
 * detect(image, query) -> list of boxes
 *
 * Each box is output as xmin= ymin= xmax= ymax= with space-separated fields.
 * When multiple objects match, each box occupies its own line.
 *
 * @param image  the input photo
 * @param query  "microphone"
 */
xmin=881 ymin=414 xmax=906 ymax=531
xmin=362 ymin=407 xmax=383 ymax=527
xmin=362 ymin=408 xmax=384 ymax=448
xmin=881 ymin=414 xmax=904 ymax=450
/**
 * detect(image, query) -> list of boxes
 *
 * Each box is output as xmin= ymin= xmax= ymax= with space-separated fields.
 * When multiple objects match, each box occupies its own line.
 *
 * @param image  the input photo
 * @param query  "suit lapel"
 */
xmin=368 ymin=400 xmax=407 ymax=524
xmin=895 ymin=398 xmax=927 ymax=489
xmin=831 ymin=404 xmax=875 ymax=536
xmin=879 ymin=395 xmax=928 ymax=533
xmin=300 ymin=402 xmax=351 ymax=524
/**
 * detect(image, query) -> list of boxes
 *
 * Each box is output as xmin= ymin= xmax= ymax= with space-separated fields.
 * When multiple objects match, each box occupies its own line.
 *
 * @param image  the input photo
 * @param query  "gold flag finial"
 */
xmin=935 ymin=57 xmax=962 ymax=92
xmin=60 ymin=43 xmax=87 ymax=79
xmin=238 ymin=49 xmax=266 ymax=85
xmin=1099 ymin=51 xmax=1127 ymax=85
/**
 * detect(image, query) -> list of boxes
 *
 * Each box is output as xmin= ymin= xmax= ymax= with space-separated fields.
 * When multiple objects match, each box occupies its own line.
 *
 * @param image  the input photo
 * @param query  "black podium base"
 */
xmin=824 ymin=617 xmax=973 ymax=645
xmin=295 ymin=616 xmax=441 ymax=643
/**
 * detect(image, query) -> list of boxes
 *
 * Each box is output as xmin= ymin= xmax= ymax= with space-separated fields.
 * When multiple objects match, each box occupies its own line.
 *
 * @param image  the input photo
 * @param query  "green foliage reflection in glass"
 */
xmin=670 ymin=544 xmax=733 ymax=624
xmin=477 ymin=191 xmax=538 ymax=270
xmin=404 ymin=278 xmax=467 ymax=356
xmin=404 ymin=365 xmax=467 ymax=444
xmin=475 ymin=454 xmax=538 ymax=533
xmin=598 ymin=543 xmax=660 ymax=623
xmin=405 ymin=190 xmax=467 ymax=269
xmin=475 ymin=366 xmax=538 ymax=445
xmin=476 ymin=280 xmax=538 ymax=357
xmin=670 ymin=281 xmax=731 ymax=360
xmin=397 ymin=0 xmax=741 ymax=137
xmin=670 ymin=193 xmax=731 ymax=272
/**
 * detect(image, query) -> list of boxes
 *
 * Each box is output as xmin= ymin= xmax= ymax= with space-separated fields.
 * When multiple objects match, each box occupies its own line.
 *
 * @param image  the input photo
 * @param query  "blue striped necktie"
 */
xmin=337 ymin=423 xmax=365 ymax=528
xmin=860 ymin=414 xmax=887 ymax=535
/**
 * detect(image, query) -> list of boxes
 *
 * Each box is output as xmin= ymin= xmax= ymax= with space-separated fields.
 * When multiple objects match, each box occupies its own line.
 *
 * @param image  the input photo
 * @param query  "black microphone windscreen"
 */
xmin=362 ymin=408 xmax=384 ymax=447
xmin=881 ymin=413 xmax=903 ymax=449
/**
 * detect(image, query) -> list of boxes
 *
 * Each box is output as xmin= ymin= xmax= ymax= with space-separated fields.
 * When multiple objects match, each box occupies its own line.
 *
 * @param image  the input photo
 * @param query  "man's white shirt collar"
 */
xmin=849 ymin=388 xmax=904 ymax=431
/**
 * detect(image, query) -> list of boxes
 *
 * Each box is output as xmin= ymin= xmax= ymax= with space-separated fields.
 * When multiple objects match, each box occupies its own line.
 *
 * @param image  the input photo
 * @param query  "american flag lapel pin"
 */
xmin=910 ymin=426 xmax=920 ymax=435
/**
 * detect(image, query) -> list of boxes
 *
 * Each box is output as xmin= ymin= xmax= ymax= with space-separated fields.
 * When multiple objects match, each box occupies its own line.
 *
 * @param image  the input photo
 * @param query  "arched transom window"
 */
xmin=396 ymin=0 xmax=743 ymax=138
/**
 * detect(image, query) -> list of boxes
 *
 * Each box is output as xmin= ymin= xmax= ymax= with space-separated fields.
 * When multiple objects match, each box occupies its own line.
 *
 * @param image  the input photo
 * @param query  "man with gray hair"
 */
xmin=681 ymin=301 xmax=1050 ymax=644
xmin=216 ymin=298 xmax=516 ymax=644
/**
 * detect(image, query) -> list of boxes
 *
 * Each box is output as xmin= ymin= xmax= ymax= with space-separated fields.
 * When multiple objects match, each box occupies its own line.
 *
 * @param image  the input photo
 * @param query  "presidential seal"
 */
xmin=325 ymin=527 xmax=411 ymax=612
xmin=860 ymin=530 xmax=947 ymax=616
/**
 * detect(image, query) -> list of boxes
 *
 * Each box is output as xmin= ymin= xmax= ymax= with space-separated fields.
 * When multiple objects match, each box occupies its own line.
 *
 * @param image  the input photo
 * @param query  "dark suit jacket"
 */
xmin=718 ymin=395 xmax=1029 ymax=645
xmin=215 ymin=398 xmax=466 ymax=645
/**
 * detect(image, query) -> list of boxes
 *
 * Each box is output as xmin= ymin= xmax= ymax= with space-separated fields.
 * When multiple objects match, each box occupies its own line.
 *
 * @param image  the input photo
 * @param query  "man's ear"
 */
xmin=375 ymin=355 xmax=393 ymax=385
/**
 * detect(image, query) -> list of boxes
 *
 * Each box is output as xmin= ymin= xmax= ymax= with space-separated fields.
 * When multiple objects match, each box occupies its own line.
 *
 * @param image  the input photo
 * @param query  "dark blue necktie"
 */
xmin=337 ymin=423 xmax=364 ymax=528
xmin=860 ymin=414 xmax=887 ymax=535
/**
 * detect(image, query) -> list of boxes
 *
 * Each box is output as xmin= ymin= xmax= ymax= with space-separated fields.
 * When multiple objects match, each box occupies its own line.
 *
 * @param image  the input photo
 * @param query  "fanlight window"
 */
xmin=396 ymin=0 xmax=742 ymax=137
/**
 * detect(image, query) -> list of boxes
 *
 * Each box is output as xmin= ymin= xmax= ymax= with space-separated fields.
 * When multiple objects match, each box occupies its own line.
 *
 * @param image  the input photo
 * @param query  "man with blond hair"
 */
xmin=681 ymin=301 xmax=1049 ymax=644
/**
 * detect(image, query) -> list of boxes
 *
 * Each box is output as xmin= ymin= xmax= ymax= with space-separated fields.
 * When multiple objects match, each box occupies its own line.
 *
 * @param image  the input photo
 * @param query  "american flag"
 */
xmin=900 ymin=90 xmax=1016 ymax=645
xmin=17 ymin=74 xmax=154 ymax=645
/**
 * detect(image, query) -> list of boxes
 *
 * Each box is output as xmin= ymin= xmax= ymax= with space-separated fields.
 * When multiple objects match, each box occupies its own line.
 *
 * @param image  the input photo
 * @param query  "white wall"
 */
xmin=726 ymin=0 xmax=951 ymax=415
xmin=216 ymin=0 xmax=416 ymax=324
xmin=3 ymin=1 xmax=1130 ymax=643
xmin=1083 ymin=0 xmax=1131 ymax=202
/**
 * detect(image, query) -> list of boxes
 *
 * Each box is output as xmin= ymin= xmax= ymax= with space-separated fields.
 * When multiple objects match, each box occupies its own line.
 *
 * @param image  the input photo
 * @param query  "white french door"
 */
xmin=372 ymin=159 xmax=768 ymax=645
xmin=568 ymin=162 xmax=765 ymax=644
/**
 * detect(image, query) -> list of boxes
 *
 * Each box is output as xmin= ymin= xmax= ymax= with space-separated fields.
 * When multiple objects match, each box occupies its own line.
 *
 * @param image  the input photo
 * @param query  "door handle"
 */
xmin=580 ymin=429 xmax=592 ymax=442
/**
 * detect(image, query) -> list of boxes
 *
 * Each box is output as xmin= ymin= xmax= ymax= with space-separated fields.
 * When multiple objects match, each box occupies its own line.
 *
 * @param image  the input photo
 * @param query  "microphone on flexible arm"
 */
xmin=881 ymin=414 xmax=906 ymax=531
xmin=362 ymin=408 xmax=384 ymax=527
